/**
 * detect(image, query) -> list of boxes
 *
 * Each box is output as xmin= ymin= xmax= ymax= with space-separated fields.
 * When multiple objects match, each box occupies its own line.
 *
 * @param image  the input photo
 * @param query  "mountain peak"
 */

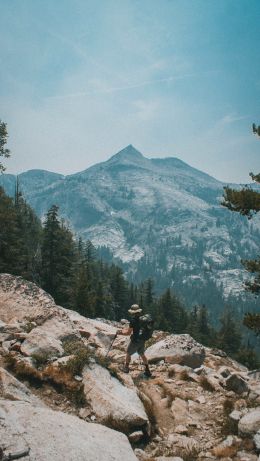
xmin=109 ymin=145 xmax=144 ymax=162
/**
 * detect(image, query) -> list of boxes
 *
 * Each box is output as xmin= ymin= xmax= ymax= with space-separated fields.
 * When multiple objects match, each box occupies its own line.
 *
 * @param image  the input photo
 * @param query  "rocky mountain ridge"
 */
xmin=0 ymin=146 xmax=259 ymax=309
xmin=1 ymin=274 xmax=260 ymax=460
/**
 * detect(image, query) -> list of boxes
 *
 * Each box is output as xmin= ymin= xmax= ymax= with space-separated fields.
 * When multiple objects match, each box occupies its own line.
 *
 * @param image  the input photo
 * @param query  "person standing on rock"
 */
xmin=117 ymin=304 xmax=152 ymax=377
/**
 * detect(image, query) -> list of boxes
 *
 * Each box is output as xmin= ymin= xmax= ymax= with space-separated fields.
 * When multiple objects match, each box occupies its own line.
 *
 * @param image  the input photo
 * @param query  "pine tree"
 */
xmin=144 ymin=278 xmax=154 ymax=309
xmin=110 ymin=265 xmax=128 ymax=320
xmin=222 ymin=124 xmax=260 ymax=334
xmin=41 ymin=205 xmax=75 ymax=305
xmin=0 ymin=120 xmax=10 ymax=172
xmin=0 ymin=185 xmax=41 ymax=278
xmin=0 ymin=187 xmax=21 ymax=273
xmin=72 ymin=262 xmax=95 ymax=317
xmin=14 ymin=185 xmax=42 ymax=280
xmin=218 ymin=307 xmax=242 ymax=355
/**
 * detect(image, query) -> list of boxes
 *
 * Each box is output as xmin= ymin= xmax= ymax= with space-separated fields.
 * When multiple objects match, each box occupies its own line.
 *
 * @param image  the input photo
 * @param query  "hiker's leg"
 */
xmin=125 ymin=352 xmax=131 ymax=367
xmin=140 ymin=353 xmax=152 ymax=377
xmin=123 ymin=341 xmax=135 ymax=372
xmin=140 ymin=353 xmax=148 ymax=366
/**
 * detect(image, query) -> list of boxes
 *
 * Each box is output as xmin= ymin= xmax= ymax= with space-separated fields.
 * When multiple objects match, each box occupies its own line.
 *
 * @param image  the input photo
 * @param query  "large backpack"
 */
xmin=139 ymin=314 xmax=154 ymax=340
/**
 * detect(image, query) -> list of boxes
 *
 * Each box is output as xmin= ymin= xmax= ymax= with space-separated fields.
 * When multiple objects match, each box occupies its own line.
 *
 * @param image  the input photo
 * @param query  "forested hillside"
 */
xmin=0 ymin=185 xmax=258 ymax=368
xmin=1 ymin=145 xmax=259 ymax=320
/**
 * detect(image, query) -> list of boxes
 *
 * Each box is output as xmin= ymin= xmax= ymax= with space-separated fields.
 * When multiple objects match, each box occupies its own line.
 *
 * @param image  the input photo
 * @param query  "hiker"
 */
xmin=117 ymin=304 xmax=152 ymax=377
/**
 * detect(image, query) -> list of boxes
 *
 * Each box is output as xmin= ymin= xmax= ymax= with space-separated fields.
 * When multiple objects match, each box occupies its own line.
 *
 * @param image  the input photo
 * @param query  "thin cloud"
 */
xmin=220 ymin=114 xmax=249 ymax=125
xmin=45 ymin=73 xmax=199 ymax=100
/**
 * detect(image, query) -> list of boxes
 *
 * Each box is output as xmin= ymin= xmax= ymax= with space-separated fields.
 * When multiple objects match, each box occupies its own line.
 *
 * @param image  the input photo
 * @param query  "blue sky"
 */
xmin=1 ymin=0 xmax=259 ymax=182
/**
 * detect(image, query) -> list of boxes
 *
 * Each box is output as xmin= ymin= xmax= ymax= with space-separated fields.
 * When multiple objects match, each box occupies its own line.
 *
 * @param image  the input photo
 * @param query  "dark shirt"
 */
xmin=129 ymin=316 xmax=141 ymax=341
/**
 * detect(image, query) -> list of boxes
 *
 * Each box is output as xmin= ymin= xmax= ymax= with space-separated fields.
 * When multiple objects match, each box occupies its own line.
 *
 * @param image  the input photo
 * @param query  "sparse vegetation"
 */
xmin=138 ymin=390 xmax=157 ymax=434
xmin=4 ymin=352 xmax=16 ymax=369
xmin=212 ymin=444 xmax=239 ymax=458
xmin=179 ymin=369 xmax=190 ymax=381
xmin=199 ymin=375 xmax=215 ymax=392
xmin=181 ymin=446 xmax=200 ymax=461
xmin=221 ymin=398 xmax=238 ymax=436
xmin=4 ymin=352 xmax=42 ymax=384
xmin=168 ymin=367 xmax=175 ymax=378
xmin=60 ymin=339 xmax=93 ymax=376
xmin=31 ymin=351 xmax=50 ymax=368
xmin=64 ymin=383 xmax=86 ymax=407
xmin=223 ymin=397 xmax=235 ymax=415
xmin=23 ymin=321 xmax=37 ymax=333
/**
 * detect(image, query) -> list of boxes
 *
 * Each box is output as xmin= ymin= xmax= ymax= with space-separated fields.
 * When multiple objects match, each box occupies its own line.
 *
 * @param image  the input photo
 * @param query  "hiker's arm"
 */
xmin=117 ymin=327 xmax=132 ymax=336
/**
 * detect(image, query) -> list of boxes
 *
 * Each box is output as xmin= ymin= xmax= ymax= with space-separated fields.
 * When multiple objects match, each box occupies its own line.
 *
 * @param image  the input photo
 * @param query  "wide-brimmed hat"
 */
xmin=128 ymin=304 xmax=142 ymax=315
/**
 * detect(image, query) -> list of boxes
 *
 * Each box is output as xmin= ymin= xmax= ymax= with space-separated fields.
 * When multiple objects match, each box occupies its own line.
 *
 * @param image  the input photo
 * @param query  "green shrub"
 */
xmin=61 ymin=338 xmax=93 ymax=375
xmin=31 ymin=352 xmax=49 ymax=368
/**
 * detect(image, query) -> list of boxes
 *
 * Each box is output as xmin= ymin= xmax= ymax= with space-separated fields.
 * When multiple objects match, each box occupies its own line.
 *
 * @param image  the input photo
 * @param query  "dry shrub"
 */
xmin=151 ymin=444 xmax=200 ymax=461
xmin=4 ymin=353 xmax=42 ymax=382
xmin=221 ymin=415 xmax=238 ymax=436
xmin=199 ymin=375 xmax=215 ymax=392
xmin=221 ymin=397 xmax=238 ymax=435
xmin=43 ymin=363 xmax=77 ymax=390
xmin=212 ymin=445 xmax=238 ymax=458
xmin=168 ymin=367 xmax=175 ymax=378
xmin=179 ymin=369 xmax=190 ymax=381
xmin=95 ymin=354 xmax=110 ymax=369
xmin=223 ymin=397 xmax=235 ymax=416
xmin=181 ymin=446 xmax=200 ymax=461
xmin=138 ymin=389 xmax=157 ymax=435
xmin=65 ymin=383 xmax=86 ymax=407
xmin=156 ymin=379 xmax=193 ymax=406
xmin=4 ymin=352 xmax=16 ymax=369
xmin=43 ymin=363 xmax=86 ymax=406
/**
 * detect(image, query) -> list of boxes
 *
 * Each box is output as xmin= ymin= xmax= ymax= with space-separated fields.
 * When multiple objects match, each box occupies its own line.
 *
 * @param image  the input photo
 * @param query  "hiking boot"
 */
xmin=122 ymin=364 xmax=130 ymax=373
xmin=144 ymin=366 xmax=152 ymax=378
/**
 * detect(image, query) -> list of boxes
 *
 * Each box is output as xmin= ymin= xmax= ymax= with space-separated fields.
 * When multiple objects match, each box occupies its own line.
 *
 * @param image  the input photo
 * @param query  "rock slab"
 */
xmin=82 ymin=363 xmax=148 ymax=432
xmin=0 ymin=400 xmax=138 ymax=461
xmin=145 ymin=334 xmax=205 ymax=368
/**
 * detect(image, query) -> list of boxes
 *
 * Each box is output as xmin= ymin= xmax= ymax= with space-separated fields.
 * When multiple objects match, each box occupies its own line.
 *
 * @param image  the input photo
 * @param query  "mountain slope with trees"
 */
xmin=0 ymin=145 xmax=259 ymax=317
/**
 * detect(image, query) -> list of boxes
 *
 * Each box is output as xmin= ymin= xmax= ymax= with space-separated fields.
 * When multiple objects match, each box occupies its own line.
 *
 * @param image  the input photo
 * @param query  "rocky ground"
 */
xmin=1 ymin=274 xmax=260 ymax=461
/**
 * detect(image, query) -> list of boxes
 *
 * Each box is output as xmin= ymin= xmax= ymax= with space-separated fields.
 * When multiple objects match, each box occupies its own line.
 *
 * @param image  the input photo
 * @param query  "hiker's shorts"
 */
xmin=127 ymin=338 xmax=145 ymax=355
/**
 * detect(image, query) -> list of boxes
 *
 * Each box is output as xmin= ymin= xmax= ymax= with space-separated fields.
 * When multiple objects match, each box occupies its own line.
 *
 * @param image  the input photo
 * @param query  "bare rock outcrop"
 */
xmin=145 ymin=334 xmax=205 ymax=368
xmin=239 ymin=408 xmax=260 ymax=436
xmin=82 ymin=363 xmax=148 ymax=433
xmin=0 ymin=274 xmax=55 ymax=323
xmin=0 ymin=367 xmax=42 ymax=405
xmin=0 ymin=400 xmax=138 ymax=461
xmin=2 ymin=274 xmax=260 ymax=461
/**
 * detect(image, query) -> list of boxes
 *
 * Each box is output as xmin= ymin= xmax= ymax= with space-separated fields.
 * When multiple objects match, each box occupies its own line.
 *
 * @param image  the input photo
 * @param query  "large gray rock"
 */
xmin=20 ymin=328 xmax=64 ymax=358
xmin=0 ymin=400 xmax=138 ymax=461
xmin=239 ymin=408 xmax=260 ymax=435
xmin=82 ymin=363 xmax=148 ymax=433
xmin=0 ymin=274 xmax=55 ymax=323
xmin=0 ymin=275 xmax=119 ymax=355
xmin=62 ymin=308 xmax=118 ymax=348
xmin=145 ymin=334 xmax=205 ymax=368
xmin=0 ymin=367 xmax=42 ymax=405
xmin=0 ymin=319 xmax=6 ymax=332
xmin=254 ymin=430 xmax=260 ymax=452
xmin=226 ymin=374 xmax=249 ymax=395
